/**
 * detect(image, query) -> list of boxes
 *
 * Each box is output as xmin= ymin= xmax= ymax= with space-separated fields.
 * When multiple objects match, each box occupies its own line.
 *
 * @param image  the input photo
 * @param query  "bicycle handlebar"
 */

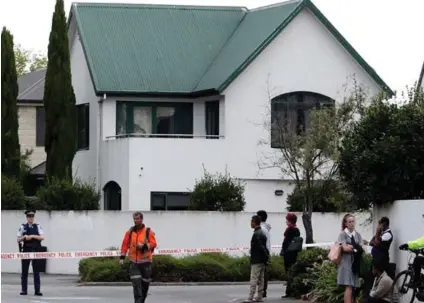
xmin=400 ymin=248 xmax=424 ymax=255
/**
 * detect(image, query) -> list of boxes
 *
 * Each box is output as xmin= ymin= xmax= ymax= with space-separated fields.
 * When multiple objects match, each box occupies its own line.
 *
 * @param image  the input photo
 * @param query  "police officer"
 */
xmin=17 ymin=210 xmax=44 ymax=296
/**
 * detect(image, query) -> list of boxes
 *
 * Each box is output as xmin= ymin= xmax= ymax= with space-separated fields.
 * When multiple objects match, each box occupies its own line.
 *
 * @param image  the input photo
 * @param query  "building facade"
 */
xmin=68 ymin=0 xmax=391 ymax=211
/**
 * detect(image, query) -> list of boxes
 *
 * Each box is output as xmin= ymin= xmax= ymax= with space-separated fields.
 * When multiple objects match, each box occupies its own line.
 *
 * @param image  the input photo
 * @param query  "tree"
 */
xmin=44 ymin=0 xmax=77 ymax=181
xmin=188 ymin=168 xmax=246 ymax=211
xmin=14 ymin=44 xmax=48 ymax=76
xmin=339 ymin=88 xmax=424 ymax=206
xmin=287 ymin=181 xmax=355 ymax=213
xmin=1 ymin=27 xmax=21 ymax=179
xmin=258 ymin=84 xmax=370 ymax=243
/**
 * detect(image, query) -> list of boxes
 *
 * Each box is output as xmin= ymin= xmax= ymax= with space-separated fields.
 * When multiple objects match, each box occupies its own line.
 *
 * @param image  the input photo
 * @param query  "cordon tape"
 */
xmin=1 ymin=242 xmax=334 ymax=260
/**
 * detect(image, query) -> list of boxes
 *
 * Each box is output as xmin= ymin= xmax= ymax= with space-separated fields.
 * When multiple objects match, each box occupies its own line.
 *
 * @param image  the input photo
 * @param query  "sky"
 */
xmin=1 ymin=0 xmax=423 ymax=93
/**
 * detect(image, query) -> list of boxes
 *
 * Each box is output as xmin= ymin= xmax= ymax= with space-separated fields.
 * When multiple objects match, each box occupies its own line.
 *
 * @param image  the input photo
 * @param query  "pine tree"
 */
xmin=44 ymin=0 xmax=77 ymax=181
xmin=1 ymin=27 xmax=21 ymax=178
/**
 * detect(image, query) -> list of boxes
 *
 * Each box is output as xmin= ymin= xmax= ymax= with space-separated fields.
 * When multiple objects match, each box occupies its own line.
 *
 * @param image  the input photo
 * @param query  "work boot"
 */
xmin=20 ymin=291 xmax=27 ymax=296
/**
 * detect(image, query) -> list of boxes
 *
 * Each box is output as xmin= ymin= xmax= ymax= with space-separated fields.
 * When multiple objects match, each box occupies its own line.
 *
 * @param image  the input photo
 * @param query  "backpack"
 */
xmin=128 ymin=226 xmax=154 ymax=253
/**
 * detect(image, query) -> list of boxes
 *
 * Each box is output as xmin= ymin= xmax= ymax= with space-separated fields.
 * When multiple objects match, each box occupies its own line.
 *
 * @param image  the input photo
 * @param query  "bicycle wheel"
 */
xmin=391 ymin=270 xmax=417 ymax=303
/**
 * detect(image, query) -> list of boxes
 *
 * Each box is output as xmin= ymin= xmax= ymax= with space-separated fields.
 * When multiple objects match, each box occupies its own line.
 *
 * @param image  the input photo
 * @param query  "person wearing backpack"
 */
xmin=17 ymin=210 xmax=45 ymax=296
xmin=120 ymin=212 xmax=157 ymax=303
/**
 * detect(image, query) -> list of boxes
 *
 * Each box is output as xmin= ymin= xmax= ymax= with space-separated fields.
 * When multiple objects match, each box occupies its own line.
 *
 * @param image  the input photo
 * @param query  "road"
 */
xmin=1 ymin=273 xmax=299 ymax=303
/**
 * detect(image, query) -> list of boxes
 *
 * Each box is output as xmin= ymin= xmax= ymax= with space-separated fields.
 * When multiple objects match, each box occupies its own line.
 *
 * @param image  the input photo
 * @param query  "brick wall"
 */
xmin=18 ymin=104 xmax=46 ymax=167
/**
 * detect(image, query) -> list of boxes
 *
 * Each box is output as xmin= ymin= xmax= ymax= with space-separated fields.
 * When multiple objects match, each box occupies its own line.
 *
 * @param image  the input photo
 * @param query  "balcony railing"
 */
xmin=105 ymin=133 xmax=225 ymax=140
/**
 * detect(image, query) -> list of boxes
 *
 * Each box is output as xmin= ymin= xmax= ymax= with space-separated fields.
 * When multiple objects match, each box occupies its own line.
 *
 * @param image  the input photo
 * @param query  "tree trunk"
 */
xmin=302 ymin=212 xmax=314 ymax=244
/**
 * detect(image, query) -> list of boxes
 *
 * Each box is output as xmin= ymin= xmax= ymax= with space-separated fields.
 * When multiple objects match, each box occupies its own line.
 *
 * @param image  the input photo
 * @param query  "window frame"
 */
xmin=35 ymin=106 xmax=45 ymax=147
xmin=205 ymin=100 xmax=220 ymax=139
xmin=76 ymin=103 xmax=90 ymax=150
xmin=150 ymin=191 xmax=191 ymax=211
xmin=270 ymin=92 xmax=335 ymax=148
xmin=116 ymin=102 xmax=194 ymax=138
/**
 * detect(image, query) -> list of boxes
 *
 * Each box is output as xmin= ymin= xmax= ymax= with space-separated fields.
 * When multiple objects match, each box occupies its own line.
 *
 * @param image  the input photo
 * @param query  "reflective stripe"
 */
xmin=142 ymin=277 xmax=152 ymax=282
xmin=130 ymin=275 xmax=142 ymax=279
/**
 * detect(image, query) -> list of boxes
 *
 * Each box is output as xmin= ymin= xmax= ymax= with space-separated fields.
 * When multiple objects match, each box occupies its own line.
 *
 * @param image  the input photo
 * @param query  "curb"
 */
xmin=77 ymin=281 xmax=286 ymax=287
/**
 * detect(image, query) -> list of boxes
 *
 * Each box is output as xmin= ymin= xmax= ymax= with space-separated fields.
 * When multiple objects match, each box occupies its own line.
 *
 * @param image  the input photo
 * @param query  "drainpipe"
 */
xmin=97 ymin=94 xmax=106 ymax=209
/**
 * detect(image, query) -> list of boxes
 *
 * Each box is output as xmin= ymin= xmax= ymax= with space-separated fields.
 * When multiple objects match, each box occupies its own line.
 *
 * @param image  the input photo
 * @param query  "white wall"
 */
xmin=1 ymin=211 xmax=372 ymax=274
xmin=223 ymin=8 xmax=382 ymax=181
xmin=243 ymin=179 xmax=294 ymax=212
xmin=70 ymin=30 xmax=100 ymax=187
xmin=373 ymin=200 xmax=424 ymax=276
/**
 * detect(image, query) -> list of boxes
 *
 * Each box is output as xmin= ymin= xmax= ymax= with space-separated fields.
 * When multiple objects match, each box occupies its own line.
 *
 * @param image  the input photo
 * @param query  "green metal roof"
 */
xmin=71 ymin=0 xmax=393 ymax=96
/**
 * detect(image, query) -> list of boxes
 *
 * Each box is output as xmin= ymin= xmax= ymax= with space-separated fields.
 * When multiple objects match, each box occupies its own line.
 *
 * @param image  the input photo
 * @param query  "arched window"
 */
xmin=270 ymin=91 xmax=334 ymax=148
xmin=103 ymin=181 xmax=122 ymax=210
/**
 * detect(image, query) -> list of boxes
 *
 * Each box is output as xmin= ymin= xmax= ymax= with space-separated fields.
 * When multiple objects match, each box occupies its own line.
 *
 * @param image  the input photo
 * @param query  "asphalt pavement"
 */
xmin=1 ymin=273 xmax=299 ymax=303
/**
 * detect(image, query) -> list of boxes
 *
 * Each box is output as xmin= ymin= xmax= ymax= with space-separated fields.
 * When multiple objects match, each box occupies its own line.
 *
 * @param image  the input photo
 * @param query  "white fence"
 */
xmin=1 ymin=210 xmax=372 ymax=274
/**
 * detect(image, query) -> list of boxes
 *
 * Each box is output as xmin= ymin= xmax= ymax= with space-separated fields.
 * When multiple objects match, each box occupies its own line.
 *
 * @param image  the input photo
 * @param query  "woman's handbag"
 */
xmin=328 ymin=242 xmax=342 ymax=265
xmin=287 ymin=236 xmax=304 ymax=253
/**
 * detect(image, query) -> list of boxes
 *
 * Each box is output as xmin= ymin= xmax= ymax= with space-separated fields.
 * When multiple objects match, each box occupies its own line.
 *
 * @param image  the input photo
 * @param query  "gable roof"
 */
xmin=17 ymin=69 xmax=46 ymax=102
xmin=70 ymin=0 xmax=393 ymax=96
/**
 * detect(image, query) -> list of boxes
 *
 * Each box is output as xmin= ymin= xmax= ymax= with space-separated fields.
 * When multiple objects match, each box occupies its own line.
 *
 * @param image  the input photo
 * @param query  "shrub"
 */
xmin=286 ymin=248 xmax=329 ymax=298
xmin=79 ymin=253 xmax=286 ymax=283
xmin=188 ymin=168 xmax=246 ymax=211
xmin=287 ymin=181 xmax=355 ymax=212
xmin=1 ymin=175 xmax=26 ymax=209
xmin=36 ymin=177 xmax=100 ymax=210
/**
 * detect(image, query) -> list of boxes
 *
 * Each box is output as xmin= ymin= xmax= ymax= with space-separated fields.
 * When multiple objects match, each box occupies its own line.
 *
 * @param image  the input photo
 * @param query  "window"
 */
xmin=205 ymin=101 xmax=219 ymax=138
xmin=36 ymin=107 xmax=45 ymax=146
xmin=116 ymin=102 xmax=193 ymax=138
xmin=150 ymin=192 xmax=190 ymax=211
xmin=271 ymin=92 xmax=334 ymax=148
xmin=77 ymin=104 xmax=90 ymax=150
xmin=103 ymin=181 xmax=122 ymax=210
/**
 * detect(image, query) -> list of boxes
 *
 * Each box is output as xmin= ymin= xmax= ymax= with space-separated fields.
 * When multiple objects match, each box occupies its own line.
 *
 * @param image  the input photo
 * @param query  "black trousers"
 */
xmin=129 ymin=262 xmax=152 ymax=303
xmin=413 ymin=255 xmax=424 ymax=286
xmin=21 ymin=247 xmax=42 ymax=293
xmin=368 ymin=297 xmax=389 ymax=303
xmin=284 ymin=253 xmax=297 ymax=296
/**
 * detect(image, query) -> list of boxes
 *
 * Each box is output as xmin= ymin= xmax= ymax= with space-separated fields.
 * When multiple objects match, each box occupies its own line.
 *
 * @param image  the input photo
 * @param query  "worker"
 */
xmin=120 ymin=212 xmax=157 ymax=303
xmin=17 ymin=210 xmax=44 ymax=296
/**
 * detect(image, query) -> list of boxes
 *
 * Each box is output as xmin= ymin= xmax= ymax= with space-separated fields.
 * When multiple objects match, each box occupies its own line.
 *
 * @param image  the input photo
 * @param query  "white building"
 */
xmin=68 ymin=0 xmax=392 ymax=211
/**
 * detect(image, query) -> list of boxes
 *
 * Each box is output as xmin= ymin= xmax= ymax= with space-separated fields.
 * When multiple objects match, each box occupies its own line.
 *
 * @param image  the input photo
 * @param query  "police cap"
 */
xmin=24 ymin=210 xmax=36 ymax=216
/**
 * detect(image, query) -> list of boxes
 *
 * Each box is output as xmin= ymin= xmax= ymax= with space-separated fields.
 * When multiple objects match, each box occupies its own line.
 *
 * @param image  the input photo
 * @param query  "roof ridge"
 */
xmin=72 ymin=2 xmax=247 ymax=11
xmin=249 ymin=0 xmax=303 ymax=12
xmin=18 ymin=74 xmax=45 ymax=99
xmin=194 ymin=11 xmax=249 ymax=91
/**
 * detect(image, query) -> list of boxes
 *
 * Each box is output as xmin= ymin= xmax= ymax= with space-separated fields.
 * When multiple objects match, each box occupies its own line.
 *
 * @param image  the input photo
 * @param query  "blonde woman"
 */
xmin=337 ymin=214 xmax=365 ymax=303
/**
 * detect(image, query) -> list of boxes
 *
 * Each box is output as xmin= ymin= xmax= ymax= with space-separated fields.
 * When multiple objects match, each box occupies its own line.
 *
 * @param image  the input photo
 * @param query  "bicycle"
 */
xmin=391 ymin=248 xmax=424 ymax=303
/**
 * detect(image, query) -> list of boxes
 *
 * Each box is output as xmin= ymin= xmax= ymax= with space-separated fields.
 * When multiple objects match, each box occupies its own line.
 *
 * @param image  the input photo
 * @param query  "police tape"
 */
xmin=1 ymin=242 xmax=334 ymax=260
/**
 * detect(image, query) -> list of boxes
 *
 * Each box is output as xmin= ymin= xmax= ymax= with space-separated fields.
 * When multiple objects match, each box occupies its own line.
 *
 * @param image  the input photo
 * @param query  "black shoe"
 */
xmin=34 ymin=292 xmax=43 ymax=296
xmin=281 ymin=294 xmax=290 ymax=298
xmin=20 ymin=291 xmax=27 ymax=296
xmin=263 ymin=292 xmax=267 ymax=298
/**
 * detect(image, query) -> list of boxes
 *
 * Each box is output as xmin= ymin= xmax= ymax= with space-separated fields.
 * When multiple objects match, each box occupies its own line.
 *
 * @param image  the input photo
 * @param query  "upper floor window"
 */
xmin=77 ymin=103 xmax=90 ymax=150
xmin=116 ymin=102 xmax=193 ymax=138
xmin=205 ymin=101 xmax=219 ymax=139
xmin=271 ymin=91 xmax=334 ymax=148
xmin=36 ymin=107 xmax=45 ymax=147
xmin=151 ymin=192 xmax=190 ymax=211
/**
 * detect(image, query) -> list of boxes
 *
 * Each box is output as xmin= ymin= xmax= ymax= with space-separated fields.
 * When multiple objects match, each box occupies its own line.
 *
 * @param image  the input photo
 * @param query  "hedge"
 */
xmin=79 ymin=252 xmax=286 ymax=283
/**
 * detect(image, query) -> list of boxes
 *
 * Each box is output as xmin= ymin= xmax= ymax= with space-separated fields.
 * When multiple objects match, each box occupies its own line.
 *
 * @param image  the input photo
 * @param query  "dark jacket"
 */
xmin=282 ymin=227 xmax=300 ymax=253
xmin=250 ymin=226 xmax=269 ymax=264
